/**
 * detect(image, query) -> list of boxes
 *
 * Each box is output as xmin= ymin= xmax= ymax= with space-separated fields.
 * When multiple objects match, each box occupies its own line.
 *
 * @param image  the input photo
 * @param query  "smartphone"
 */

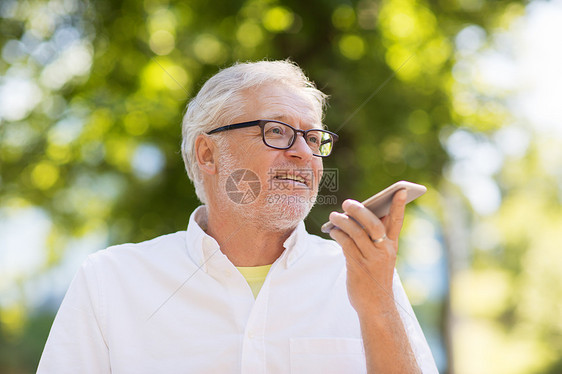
xmin=320 ymin=181 xmax=427 ymax=233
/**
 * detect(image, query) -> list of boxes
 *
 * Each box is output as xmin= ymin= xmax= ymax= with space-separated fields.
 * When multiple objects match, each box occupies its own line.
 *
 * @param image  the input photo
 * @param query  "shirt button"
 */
xmin=248 ymin=331 xmax=255 ymax=339
xmin=224 ymin=269 xmax=232 ymax=277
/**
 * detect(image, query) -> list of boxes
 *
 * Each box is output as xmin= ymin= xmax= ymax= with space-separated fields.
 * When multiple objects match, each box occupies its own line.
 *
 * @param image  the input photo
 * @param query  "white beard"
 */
xmin=261 ymin=189 xmax=316 ymax=231
xmin=215 ymin=150 xmax=317 ymax=232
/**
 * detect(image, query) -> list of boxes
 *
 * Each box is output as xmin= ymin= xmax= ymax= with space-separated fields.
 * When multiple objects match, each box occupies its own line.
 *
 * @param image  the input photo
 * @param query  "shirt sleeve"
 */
xmin=37 ymin=256 xmax=110 ymax=374
xmin=393 ymin=269 xmax=439 ymax=374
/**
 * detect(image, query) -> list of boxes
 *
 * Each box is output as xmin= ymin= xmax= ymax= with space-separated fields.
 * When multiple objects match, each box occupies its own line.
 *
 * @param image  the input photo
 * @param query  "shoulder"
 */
xmin=87 ymin=231 xmax=187 ymax=268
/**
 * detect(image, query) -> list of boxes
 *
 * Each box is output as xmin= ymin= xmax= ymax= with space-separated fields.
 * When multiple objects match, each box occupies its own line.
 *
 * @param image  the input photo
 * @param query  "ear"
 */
xmin=195 ymin=134 xmax=218 ymax=175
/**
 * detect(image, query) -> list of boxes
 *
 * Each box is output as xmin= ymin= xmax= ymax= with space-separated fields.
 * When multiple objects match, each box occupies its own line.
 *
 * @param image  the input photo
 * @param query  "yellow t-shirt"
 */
xmin=236 ymin=264 xmax=272 ymax=298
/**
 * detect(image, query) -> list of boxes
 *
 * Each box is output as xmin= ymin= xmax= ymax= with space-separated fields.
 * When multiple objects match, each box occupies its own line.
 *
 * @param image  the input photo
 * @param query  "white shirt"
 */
xmin=38 ymin=206 xmax=438 ymax=373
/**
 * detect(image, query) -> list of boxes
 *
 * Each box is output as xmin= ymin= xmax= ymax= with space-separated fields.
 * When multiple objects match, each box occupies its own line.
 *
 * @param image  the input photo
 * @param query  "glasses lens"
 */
xmin=306 ymin=130 xmax=334 ymax=156
xmin=263 ymin=121 xmax=294 ymax=148
xmin=263 ymin=121 xmax=334 ymax=156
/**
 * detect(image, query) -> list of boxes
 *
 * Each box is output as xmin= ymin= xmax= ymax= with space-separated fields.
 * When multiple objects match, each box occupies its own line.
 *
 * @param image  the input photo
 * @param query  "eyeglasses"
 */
xmin=207 ymin=119 xmax=339 ymax=157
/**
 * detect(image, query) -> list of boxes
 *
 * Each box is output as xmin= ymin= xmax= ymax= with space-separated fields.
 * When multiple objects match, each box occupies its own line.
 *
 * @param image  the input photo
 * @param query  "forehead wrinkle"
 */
xmin=243 ymin=84 xmax=322 ymax=129
xmin=261 ymin=97 xmax=321 ymax=128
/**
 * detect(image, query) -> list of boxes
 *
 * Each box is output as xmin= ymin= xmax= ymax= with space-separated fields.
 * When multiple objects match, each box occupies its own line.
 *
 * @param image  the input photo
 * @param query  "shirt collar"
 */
xmin=185 ymin=206 xmax=220 ymax=273
xmin=185 ymin=206 xmax=309 ymax=271
xmin=281 ymin=220 xmax=308 ymax=268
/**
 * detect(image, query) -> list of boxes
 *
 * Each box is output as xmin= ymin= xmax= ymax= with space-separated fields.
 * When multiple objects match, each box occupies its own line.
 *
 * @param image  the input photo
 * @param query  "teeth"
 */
xmin=275 ymin=175 xmax=306 ymax=184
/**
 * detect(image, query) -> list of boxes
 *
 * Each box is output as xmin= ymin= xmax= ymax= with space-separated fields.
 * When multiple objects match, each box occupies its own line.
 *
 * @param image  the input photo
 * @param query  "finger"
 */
xmin=331 ymin=228 xmax=378 ymax=279
xmin=340 ymin=199 xmax=386 ymax=244
xmin=385 ymin=189 xmax=407 ymax=241
xmin=328 ymin=226 xmax=365 ymax=262
xmin=329 ymin=210 xmax=375 ymax=259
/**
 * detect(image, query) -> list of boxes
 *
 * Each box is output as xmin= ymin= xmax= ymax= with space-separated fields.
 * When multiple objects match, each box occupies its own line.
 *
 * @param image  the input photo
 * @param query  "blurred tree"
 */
xmin=441 ymin=1 xmax=562 ymax=373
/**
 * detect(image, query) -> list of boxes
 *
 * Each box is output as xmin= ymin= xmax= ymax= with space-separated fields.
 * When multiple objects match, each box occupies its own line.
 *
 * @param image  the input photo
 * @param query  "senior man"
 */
xmin=38 ymin=60 xmax=438 ymax=373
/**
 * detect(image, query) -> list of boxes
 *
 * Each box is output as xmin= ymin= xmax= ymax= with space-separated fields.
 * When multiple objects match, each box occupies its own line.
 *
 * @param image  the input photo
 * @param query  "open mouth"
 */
xmin=272 ymin=172 xmax=310 ymax=187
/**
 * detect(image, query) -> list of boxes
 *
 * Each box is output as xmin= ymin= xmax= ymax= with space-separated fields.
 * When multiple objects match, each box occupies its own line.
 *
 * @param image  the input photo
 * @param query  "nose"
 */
xmin=286 ymin=133 xmax=313 ymax=160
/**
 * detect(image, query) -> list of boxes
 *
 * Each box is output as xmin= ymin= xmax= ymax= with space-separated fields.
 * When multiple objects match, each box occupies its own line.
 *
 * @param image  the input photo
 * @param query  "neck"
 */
xmin=203 ymin=204 xmax=297 ymax=267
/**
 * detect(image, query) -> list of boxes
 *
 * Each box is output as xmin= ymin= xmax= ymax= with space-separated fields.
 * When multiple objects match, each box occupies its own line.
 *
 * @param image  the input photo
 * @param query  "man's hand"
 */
xmin=328 ymin=189 xmax=407 ymax=315
xmin=328 ymin=189 xmax=421 ymax=373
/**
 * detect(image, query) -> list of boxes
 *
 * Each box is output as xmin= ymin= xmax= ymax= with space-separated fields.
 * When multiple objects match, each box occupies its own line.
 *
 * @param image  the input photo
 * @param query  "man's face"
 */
xmin=214 ymin=83 xmax=324 ymax=230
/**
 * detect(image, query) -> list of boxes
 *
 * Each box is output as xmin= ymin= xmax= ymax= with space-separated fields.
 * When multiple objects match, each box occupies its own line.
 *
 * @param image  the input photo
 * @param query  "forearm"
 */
xmin=359 ymin=306 xmax=421 ymax=374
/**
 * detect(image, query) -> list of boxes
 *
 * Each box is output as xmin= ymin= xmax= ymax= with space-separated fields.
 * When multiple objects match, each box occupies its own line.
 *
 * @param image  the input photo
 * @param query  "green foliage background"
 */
xmin=2 ymin=0 xmax=562 ymax=373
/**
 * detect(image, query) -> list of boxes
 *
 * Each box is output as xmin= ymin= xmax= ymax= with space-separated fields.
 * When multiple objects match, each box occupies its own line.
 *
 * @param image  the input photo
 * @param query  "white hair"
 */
xmin=180 ymin=60 xmax=328 ymax=204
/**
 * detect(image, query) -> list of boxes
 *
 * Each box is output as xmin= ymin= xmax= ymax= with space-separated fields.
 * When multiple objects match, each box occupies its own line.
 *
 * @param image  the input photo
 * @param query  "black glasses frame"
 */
xmin=206 ymin=119 xmax=339 ymax=157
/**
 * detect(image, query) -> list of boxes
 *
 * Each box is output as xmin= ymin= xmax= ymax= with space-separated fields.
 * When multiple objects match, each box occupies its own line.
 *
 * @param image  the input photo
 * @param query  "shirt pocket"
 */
xmin=289 ymin=337 xmax=367 ymax=374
